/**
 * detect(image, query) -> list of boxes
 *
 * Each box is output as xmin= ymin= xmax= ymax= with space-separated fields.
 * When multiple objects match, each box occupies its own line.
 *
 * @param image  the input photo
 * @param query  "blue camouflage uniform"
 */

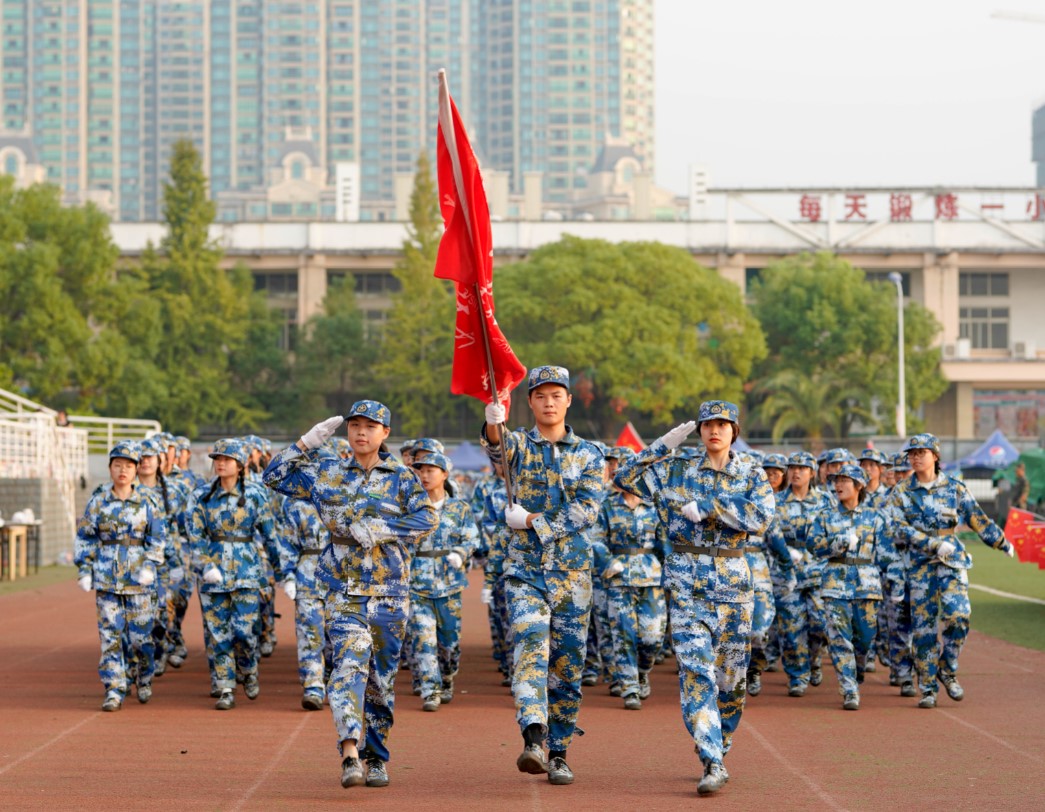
xmin=615 ymin=401 xmax=776 ymax=774
xmin=280 ymin=494 xmax=332 ymax=703
xmin=810 ymin=464 xmax=902 ymax=704
xmin=476 ymin=475 xmax=512 ymax=679
xmin=407 ymin=454 xmax=480 ymax=704
xmin=589 ymin=485 xmax=668 ymax=702
xmin=583 ymin=446 xmax=617 ymax=690
xmin=187 ymin=439 xmax=278 ymax=700
xmin=75 ymin=443 xmax=166 ymax=705
xmin=263 ymin=400 xmax=437 ymax=763
xmin=768 ymin=452 xmax=835 ymax=693
xmin=857 ymin=448 xmax=892 ymax=670
xmin=480 ymin=366 xmax=604 ymax=757
xmin=886 ymin=434 xmax=1010 ymax=704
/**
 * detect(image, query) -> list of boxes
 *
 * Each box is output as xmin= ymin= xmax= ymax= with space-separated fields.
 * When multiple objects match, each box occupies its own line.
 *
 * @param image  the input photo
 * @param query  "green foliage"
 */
xmin=754 ymin=369 xmax=871 ymax=447
xmin=374 ymin=152 xmax=458 ymax=436
xmin=750 ymin=253 xmax=947 ymax=437
xmin=0 ymin=177 xmax=118 ymax=402
xmin=295 ymin=276 xmax=374 ymax=419
xmin=494 ymin=237 xmax=767 ymax=436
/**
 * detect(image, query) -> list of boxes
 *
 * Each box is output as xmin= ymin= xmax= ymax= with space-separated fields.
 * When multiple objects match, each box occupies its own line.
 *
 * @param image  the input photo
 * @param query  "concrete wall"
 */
xmin=0 ymin=479 xmax=80 ymax=566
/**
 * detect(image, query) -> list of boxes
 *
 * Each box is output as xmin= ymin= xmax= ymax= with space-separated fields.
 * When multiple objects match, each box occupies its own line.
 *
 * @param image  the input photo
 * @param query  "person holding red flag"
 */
xmin=481 ymin=366 xmax=605 ymax=786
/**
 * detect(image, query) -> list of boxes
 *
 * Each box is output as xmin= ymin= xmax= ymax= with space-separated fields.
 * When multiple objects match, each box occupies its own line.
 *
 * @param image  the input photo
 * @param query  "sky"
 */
xmin=654 ymin=0 xmax=1045 ymax=194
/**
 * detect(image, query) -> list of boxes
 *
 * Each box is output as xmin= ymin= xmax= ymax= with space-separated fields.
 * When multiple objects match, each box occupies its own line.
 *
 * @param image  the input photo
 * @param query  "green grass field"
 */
xmin=0 ymin=565 xmax=76 ymax=597
xmin=965 ymin=535 xmax=1045 ymax=652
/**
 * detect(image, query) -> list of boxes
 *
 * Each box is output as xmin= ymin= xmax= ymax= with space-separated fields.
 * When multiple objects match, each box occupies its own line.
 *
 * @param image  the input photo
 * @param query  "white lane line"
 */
xmin=0 ymin=714 xmax=98 ymax=776
xmin=229 ymin=714 xmax=311 ymax=811
xmin=937 ymin=709 xmax=1040 ymax=763
xmin=744 ymin=720 xmax=850 ymax=812
xmin=968 ymin=583 xmax=1045 ymax=606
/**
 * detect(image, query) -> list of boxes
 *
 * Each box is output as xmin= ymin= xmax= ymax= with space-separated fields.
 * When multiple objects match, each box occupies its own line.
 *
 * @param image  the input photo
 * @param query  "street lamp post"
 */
xmin=888 ymin=272 xmax=906 ymax=439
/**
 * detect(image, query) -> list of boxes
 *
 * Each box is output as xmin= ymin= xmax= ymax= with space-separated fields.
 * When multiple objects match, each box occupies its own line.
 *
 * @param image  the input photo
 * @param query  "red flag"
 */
xmin=615 ymin=422 xmax=646 ymax=453
xmin=1004 ymin=506 xmax=1036 ymax=544
xmin=433 ymin=71 xmax=525 ymax=404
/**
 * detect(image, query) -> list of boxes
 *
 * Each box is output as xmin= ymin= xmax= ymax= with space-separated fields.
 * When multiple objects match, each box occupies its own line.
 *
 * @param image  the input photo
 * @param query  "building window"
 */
xmin=253 ymin=272 xmax=298 ymax=296
xmin=363 ymin=309 xmax=386 ymax=341
xmin=959 ymin=272 xmax=1008 ymax=297
xmin=354 ymin=271 xmax=401 ymax=296
xmin=959 ymin=306 xmax=1009 ymax=349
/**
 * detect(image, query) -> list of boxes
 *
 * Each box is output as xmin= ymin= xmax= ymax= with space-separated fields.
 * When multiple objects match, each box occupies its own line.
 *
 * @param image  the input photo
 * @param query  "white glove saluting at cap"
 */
xmin=300 ymin=416 xmax=344 ymax=451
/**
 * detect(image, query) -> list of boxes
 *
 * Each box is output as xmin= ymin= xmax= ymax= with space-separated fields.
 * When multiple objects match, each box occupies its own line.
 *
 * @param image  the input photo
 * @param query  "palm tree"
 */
xmin=752 ymin=369 xmax=873 ymax=449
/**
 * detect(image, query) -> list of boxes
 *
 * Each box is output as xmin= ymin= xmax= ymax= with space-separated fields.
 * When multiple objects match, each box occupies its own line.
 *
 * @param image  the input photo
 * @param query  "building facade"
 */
xmin=0 ymin=0 xmax=654 ymax=221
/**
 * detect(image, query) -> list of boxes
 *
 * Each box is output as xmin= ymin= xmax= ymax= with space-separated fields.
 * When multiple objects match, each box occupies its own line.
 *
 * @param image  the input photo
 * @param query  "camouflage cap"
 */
xmin=828 ymin=462 xmax=868 ymax=488
xmin=787 ymin=450 xmax=818 ymax=470
xmin=209 ymin=438 xmax=249 ymax=465
xmin=858 ymin=448 xmax=889 ymax=465
xmin=412 ymin=451 xmax=452 ymax=472
xmin=346 ymin=400 xmax=391 ymax=427
xmin=762 ymin=453 xmax=789 ymax=471
xmin=139 ymin=437 xmax=165 ymax=458
xmin=891 ymin=452 xmax=911 ymax=472
xmin=902 ymin=433 xmax=940 ymax=455
xmin=413 ymin=437 xmax=445 ymax=455
xmin=821 ymin=447 xmax=853 ymax=465
xmin=527 ymin=365 xmax=570 ymax=392
xmin=175 ymin=435 xmax=192 ymax=452
xmin=604 ymin=445 xmax=635 ymax=460
xmin=109 ymin=441 xmax=140 ymax=464
xmin=697 ymin=400 xmax=739 ymax=424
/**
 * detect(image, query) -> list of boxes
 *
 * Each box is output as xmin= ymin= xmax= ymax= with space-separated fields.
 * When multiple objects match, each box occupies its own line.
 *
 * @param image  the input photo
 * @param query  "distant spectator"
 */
xmin=56 ymin=409 xmax=72 ymax=427
xmin=1013 ymin=463 xmax=1030 ymax=510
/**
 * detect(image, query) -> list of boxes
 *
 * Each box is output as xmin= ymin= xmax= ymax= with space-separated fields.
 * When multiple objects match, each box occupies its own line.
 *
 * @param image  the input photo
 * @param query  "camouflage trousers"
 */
xmin=777 ymin=586 xmax=826 ymax=689
xmin=200 ymin=589 xmax=260 ymax=693
xmin=880 ymin=577 xmax=914 ymax=683
xmin=408 ymin=592 xmax=463 ymax=700
xmin=506 ymin=570 xmax=592 ymax=752
xmin=486 ymin=573 xmax=512 ymax=677
xmin=747 ymin=586 xmax=776 ymax=676
xmin=669 ymin=589 xmax=752 ymax=767
xmin=607 ymin=585 xmax=666 ymax=698
xmin=166 ymin=574 xmax=193 ymax=656
xmin=258 ymin=581 xmax=277 ymax=647
xmin=909 ymin=562 xmax=970 ymax=697
xmin=326 ymin=592 xmax=408 ymax=761
xmin=823 ymin=598 xmax=878 ymax=696
xmin=294 ymin=593 xmax=329 ymax=693
xmin=97 ymin=591 xmax=157 ymax=698
xmin=583 ymin=581 xmax=614 ymax=684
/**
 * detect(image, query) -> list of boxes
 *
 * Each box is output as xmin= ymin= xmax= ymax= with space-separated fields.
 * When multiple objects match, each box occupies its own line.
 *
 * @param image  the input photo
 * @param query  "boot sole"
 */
xmin=341 ymin=772 xmax=365 ymax=788
xmin=517 ymin=751 xmax=549 ymax=774
xmin=302 ymin=696 xmax=324 ymax=711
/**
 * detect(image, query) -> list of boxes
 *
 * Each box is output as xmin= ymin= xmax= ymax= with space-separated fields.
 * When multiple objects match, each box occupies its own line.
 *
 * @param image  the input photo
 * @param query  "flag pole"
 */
xmin=438 ymin=69 xmax=516 ymax=508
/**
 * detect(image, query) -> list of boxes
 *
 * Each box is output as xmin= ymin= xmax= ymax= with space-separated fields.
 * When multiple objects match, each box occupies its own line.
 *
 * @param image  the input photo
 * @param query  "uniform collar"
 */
xmin=344 ymin=450 xmax=398 ymax=474
xmin=525 ymin=424 xmax=581 ymax=446
xmin=103 ymin=482 xmax=144 ymax=505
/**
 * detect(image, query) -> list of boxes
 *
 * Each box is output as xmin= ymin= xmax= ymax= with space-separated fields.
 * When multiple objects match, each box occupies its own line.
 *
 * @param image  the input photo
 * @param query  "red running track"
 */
xmin=1 ymin=575 xmax=1043 ymax=811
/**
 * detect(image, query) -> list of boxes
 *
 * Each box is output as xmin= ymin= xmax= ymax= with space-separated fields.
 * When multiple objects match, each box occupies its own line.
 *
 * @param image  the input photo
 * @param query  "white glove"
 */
xmin=484 ymin=402 xmax=506 ymax=425
xmin=603 ymin=559 xmax=625 ymax=579
xmin=657 ymin=421 xmax=697 ymax=450
xmin=202 ymin=565 xmax=224 ymax=585
xmin=846 ymin=530 xmax=860 ymax=553
xmin=890 ymin=587 xmax=905 ymax=605
xmin=480 ymin=588 xmax=493 ymax=605
xmin=788 ymin=547 xmax=803 ymax=566
xmin=506 ymin=504 xmax=531 ymax=530
xmin=936 ymin=540 xmax=956 ymax=559
xmin=447 ymin=552 xmax=463 ymax=569
xmin=350 ymin=520 xmax=376 ymax=549
xmin=283 ymin=580 xmax=297 ymax=600
xmin=1002 ymin=541 xmax=1016 ymax=558
xmin=300 ymin=415 xmax=344 ymax=450
xmin=681 ymin=501 xmax=703 ymax=523
xmin=78 ymin=574 xmax=92 ymax=592
xmin=168 ymin=566 xmax=185 ymax=586
xmin=138 ymin=567 xmax=155 ymax=587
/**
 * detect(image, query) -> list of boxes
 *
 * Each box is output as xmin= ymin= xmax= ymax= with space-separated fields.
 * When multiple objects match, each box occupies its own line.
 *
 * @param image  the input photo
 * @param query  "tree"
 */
xmin=0 ymin=176 xmax=119 ymax=403
xmin=140 ymin=139 xmax=261 ymax=434
xmin=749 ymin=252 xmax=947 ymax=437
xmin=753 ymin=369 xmax=872 ymax=448
xmin=493 ymin=237 xmax=767 ymax=438
xmin=373 ymin=152 xmax=458 ymax=436
xmin=295 ymin=275 xmax=373 ymax=419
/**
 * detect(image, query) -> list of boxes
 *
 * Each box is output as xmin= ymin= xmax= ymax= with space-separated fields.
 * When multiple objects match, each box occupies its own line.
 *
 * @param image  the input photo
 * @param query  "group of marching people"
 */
xmin=73 ymin=364 xmax=1015 ymax=798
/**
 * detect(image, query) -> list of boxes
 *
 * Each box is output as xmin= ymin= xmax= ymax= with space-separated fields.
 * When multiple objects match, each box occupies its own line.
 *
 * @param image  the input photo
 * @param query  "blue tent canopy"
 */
xmin=449 ymin=440 xmax=490 ymax=471
xmin=942 ymin=429 xmax=1020 ymax=472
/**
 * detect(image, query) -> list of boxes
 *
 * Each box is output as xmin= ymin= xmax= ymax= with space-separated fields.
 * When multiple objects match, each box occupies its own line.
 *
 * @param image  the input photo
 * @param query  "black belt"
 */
xmin=100 ymin=539 xmax=144 ymax=546
xmin=828 ymin=556 xmax=873 ymax=566
xmin=672 ymin=543 xmax=745 ymax=558
xmin=299 ymin=549 xmax=322 ymax=556
xmin=415 ymin=549 xmax=451 ymax=559
xmin=331 ymin=535 xmax=360 ymax=547
xmin=616 ymin=547 xmax=649 ymax=555
xmin=211 ymin=535 xmax=253 ymax=543
xmin=744 ymin=546 xmax=763 ymax=554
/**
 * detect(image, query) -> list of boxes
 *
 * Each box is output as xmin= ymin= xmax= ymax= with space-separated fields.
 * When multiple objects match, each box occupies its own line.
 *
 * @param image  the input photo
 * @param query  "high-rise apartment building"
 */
xmin=0 ymin=0 xmax=654 ymax=220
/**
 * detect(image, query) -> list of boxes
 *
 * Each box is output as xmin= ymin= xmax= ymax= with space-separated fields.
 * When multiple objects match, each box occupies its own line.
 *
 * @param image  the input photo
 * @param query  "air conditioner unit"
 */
xmin=1013 ymin=340 xmax=1037 ymax=360
xmin=942 ymin=342 xmax=956 ymax=360
xmin=955 ymin=338 xmax=971 ymax=359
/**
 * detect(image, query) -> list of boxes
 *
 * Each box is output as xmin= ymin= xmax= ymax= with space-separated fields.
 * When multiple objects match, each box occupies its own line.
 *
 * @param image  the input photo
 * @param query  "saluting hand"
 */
xmin=657 ymin=421 xmax=696 ymax=451
xmin=300 ymin=416 xmax=344 ymax=450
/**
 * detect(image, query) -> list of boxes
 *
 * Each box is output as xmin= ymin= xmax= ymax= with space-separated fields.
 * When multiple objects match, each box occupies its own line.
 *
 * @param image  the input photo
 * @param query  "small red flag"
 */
xmin=1004 ymin=506 xmax=1036 ymax=544
xmin=433 ymin=72 xmax=525 ymax=405
xmin=615 ymin=422 xmax=646 ymax=453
